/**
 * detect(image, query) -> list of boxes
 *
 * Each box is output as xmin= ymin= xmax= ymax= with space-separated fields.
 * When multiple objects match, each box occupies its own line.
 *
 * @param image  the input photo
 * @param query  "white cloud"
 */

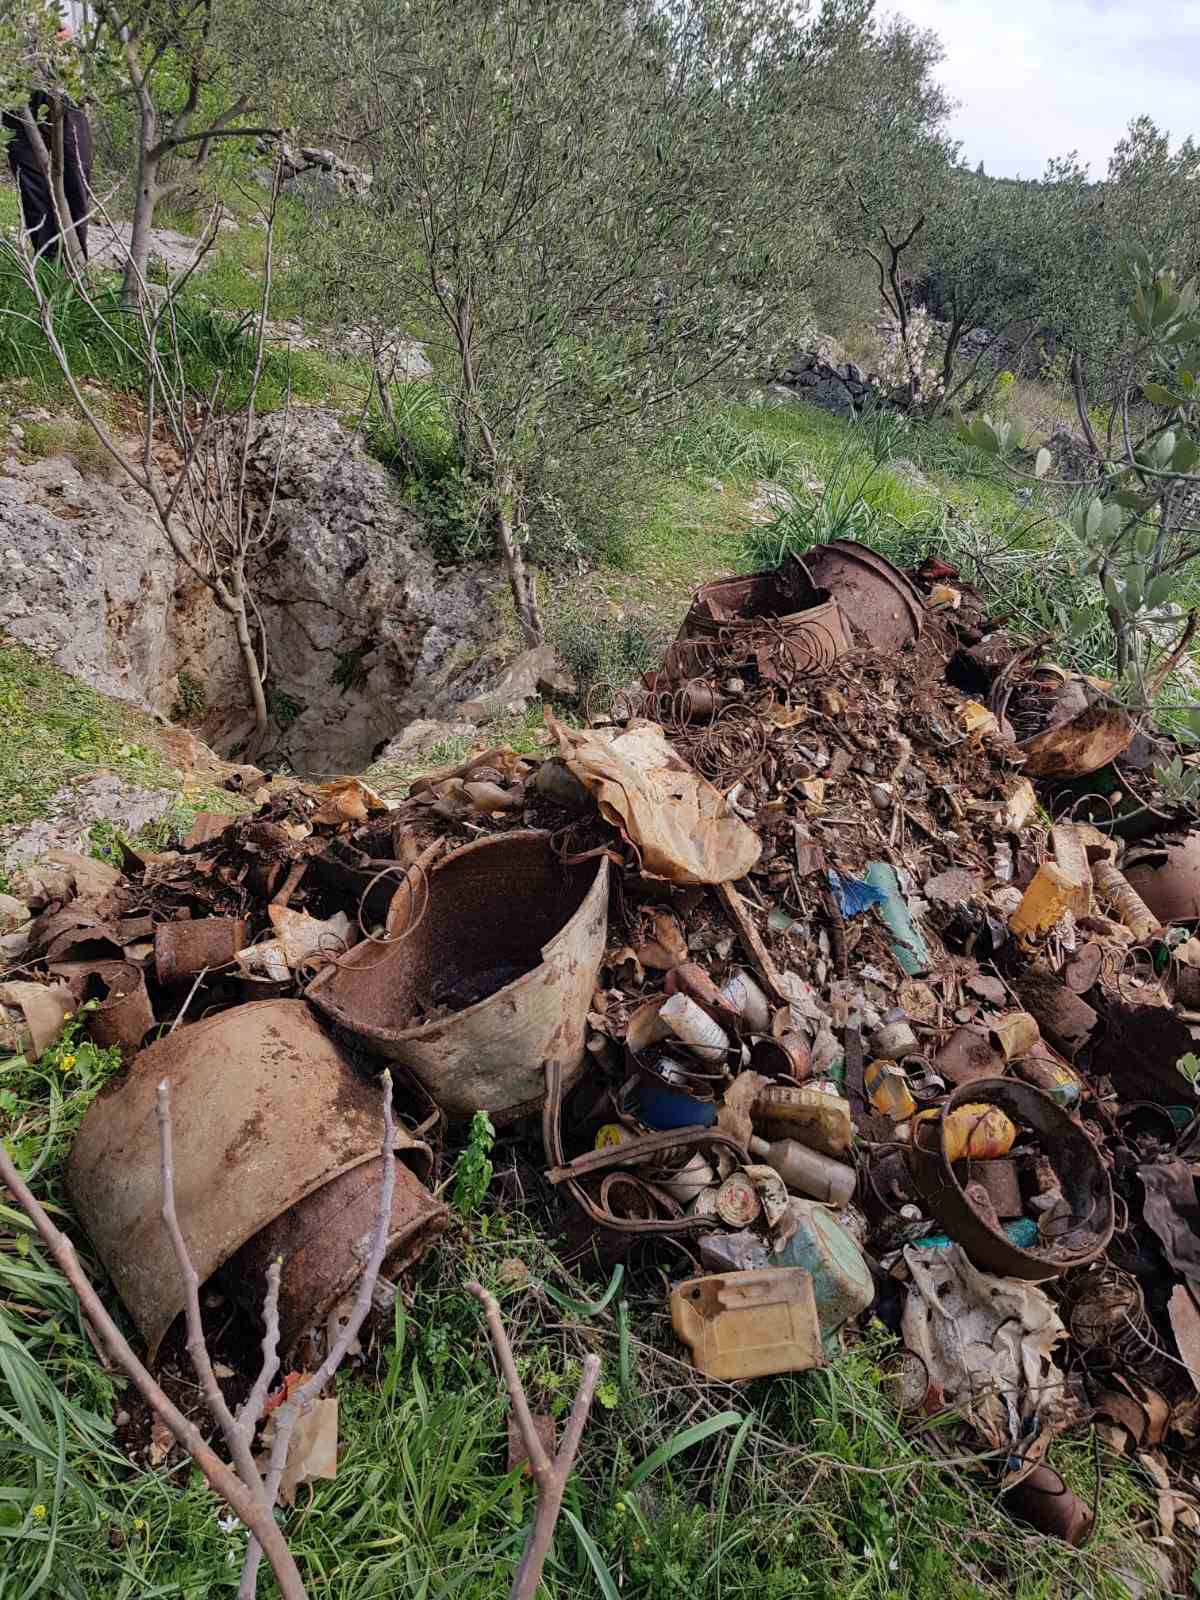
xmin=890 ymin=0 xmax=1200 ymax=178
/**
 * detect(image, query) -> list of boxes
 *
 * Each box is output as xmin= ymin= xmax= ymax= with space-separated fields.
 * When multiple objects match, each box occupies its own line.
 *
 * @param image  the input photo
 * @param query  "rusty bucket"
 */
xmin=66 ymin=1000 xmax=409 ymax=1355
xmin=906 ymin=1078 xmax=1113 ymax=1280
xmin=308 ymin=831 xmax=609 ymax=1123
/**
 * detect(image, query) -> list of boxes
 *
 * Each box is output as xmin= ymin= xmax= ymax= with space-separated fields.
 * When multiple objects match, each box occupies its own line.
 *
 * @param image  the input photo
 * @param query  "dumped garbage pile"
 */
xmin=8 ymin=536 xmax=1200 ymax=1566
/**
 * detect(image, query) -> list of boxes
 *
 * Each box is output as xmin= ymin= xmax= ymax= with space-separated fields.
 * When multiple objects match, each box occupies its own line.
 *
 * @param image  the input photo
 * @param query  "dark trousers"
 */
xmin=7 ymin=107 xmax=94 ymax=262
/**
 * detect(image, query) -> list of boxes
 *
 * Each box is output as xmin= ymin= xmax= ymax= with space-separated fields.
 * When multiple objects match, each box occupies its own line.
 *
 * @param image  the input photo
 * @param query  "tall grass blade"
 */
xmin=623 ymin=1409 xmax=742 ymax=1493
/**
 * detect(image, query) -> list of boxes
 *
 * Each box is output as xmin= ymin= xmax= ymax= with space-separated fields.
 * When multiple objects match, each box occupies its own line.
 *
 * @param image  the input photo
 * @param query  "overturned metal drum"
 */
xmin=66 ymin=1000 xmax=414 ymax=1355
xmin=220 ymin=1152 xmax=449 ymax=1360
xmin=307 ymin=831 xmax=609 ymax=1122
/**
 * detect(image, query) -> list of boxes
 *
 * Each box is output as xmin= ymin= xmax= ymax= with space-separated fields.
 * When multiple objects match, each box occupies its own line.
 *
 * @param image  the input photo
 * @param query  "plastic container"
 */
xmin=660 ymin=1153 xmax=716 ymax=1203
xmin=748 ymin=1136 xmax=856 ymax=1207
xmin=638 ymin=1079 xmax=717 ymax=1131
xmin=671 ymin=1268 xmax=823 ymax=1379
xmin=936 ymin=1102 xmax=1017 ymax=1162
xmin=772 ymin=1199 xmax=875 ymax=1347
xmin=914 ymin=1217 xmax=1039 ymax=1252
xmin=1011 ymin=864 xmax=1087 ymax=938
xmin=659 ymin=992 xmax=730 ymax=1063
xmin=869 ymin=1013 xmax=918 ymax=1061
xmin=753 ymin=1084 xmax=852 ymax=1156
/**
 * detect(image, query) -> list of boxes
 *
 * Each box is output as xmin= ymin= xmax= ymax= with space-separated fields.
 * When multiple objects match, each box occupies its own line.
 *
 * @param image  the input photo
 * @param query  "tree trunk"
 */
xmin=227 ymin=579 xmax=270 ymax=745
xmin=495 ymin=480 xmax=544 ymax=647
xmin=47 ymin=104 xmax=83 ymax=280
xmin=123 ymin=103 xmax=160 ymax=304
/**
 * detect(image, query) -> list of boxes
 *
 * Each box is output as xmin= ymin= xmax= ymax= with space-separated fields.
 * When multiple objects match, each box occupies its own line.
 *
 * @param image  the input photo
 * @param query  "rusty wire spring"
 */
xmin=668 ymin=634 xmax=725 ymax=681
xmin=1063 ymin=1266 xmax=1154 ymax=1365
xmin=1060 ymin=789 xmax=1120 ymax=828
xmin=674 ymin=702 xmax=769 ymax=789
xmin=751 ymin=616 xmax=843 ymax=685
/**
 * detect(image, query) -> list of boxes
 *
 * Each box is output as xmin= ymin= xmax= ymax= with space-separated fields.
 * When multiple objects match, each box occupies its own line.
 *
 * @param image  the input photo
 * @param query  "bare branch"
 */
xmin=156 ymin=1079 xmax=265 ymax=1492
xmin=0 ymin=1142 xmax=307 ymax=1600
xmin=238 ymin=1071 xmax=397 ymax=1600
xmin=467 ymin=1282 xmax=601 ymax=1600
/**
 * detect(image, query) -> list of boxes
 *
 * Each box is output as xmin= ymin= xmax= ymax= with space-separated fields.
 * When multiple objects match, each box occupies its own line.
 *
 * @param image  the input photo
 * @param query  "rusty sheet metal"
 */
xmin=308 ymin=832 xmax=608 ymax=1122
xmin=1124 ymin=832 xmax=1200 ymax=924
xmin=1139 ymin=1160 xmax=1200 ymax=1290
xmin=66 ymin=1000 xmax=394 ymax=1355
xmin=221 ymin=1152 xmax=449 ymax=1359
xmin=907 ymin=1078 xmax=1113 ymax=1280
xmin=800 ymin=539 xmax=925 ymax=651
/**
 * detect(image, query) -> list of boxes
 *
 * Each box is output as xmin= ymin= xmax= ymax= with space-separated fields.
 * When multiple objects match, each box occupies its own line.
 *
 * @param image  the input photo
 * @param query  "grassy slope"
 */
xmin=0 ymin=190 xmax=1169 ymax=1598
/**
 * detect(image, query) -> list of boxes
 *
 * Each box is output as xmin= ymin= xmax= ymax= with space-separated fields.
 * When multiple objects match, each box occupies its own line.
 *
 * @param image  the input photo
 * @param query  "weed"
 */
xmin=171 ymin=671 xmax=206 ymax=723
xmin=550 ymin=596 xmax=667 ymax=702
xmin=452 ymin=1111 xmax=496 ymax=1218
xmin=269 ymin=687 xmax=305 ymax=731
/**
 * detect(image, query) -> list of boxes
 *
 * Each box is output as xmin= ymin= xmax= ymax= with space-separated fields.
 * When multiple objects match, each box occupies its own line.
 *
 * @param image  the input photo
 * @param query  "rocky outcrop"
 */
xmin=257 ymin=140 xmax=373 ymax=206
xmin=242 ymin=409 xmax=499 ymax=771
xmin=772 ymin=345 xmax=872 ymax=415
xmin=0 ymin=410 xmax=508 ymax=774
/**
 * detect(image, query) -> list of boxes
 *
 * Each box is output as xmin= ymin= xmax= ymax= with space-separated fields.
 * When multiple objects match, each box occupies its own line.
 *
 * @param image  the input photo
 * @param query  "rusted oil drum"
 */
xmin=307 ymin=831 xmax=609 ymax=1123
xmin=220 ymin=1152 xmax=448 ymax=1359
xmin=66 ymin=1000 xmax=402 ymax=1354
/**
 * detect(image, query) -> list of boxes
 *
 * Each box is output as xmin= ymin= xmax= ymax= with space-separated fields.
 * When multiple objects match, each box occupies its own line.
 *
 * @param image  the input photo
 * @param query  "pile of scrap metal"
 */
xmin=6 ymin=537 xmax=1200 ymax=1568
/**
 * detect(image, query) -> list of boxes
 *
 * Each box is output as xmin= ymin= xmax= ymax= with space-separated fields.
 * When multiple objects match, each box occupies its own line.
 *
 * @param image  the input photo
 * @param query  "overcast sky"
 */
xmin=891 ymin=0 xmax=1200 ymax=180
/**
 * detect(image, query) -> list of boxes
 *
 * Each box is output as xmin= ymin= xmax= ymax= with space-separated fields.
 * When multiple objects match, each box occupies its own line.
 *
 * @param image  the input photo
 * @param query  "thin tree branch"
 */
xmin=0 ymin=1141 xmax=307 ymax=1600
xmin=467 ymin=1282 xmax=601 ymax=1600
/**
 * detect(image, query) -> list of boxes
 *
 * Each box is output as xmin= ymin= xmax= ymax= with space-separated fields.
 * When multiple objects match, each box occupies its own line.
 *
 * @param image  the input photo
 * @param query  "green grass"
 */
xmin=0 ymin=245 xmax=350 ymax=418
xmin=0 ymin=639 xmax=240 ymax=862
xmin=0 ymin=640 xmax=173 ymax=836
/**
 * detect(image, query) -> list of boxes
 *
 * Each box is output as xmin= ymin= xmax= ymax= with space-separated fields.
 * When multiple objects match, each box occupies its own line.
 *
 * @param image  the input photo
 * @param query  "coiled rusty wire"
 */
xmin=1059 ymin=1264 xmax=1174 ymax=1386
xmin=672 ymin=702 xmax=769 ymax=789
xmin=741 ymin=615 xmax=844 ymax=686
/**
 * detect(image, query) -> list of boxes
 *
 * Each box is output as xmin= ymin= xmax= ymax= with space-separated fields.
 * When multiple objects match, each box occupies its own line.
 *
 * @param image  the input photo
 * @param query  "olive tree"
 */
xmin=81 ymin=1 xmax=280 ymax=300
xmin=963 ymin=249 xmax=1200 ymax=722
xmin=296 ymin=0 xmax=839 ymax=644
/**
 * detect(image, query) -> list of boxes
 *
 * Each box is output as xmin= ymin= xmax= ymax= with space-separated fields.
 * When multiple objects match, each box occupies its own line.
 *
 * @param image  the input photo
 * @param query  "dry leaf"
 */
xmin=263 ymin=1398 xmax=338 ymax=1507
xmin=553 ymin=717 xmax=760 ymax=885
xmin=310 ymin=778 xmax=386 ymax=826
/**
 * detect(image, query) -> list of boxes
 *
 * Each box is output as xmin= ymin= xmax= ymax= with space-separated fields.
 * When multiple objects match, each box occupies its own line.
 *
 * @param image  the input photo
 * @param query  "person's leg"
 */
xmin=61 ymin=107 xmax=93 ymax=260
xmin=8 ymin=133 xmax=58 ymax=260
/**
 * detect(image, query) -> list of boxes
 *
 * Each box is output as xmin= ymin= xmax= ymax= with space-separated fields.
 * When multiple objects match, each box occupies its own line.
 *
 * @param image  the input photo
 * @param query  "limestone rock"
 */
xmin=244 ymin=409 xmax=499 ymax=771
xmin=459 ymin=644 xmax=573 ymax=723
xmin=1 ymin=773 xmax=176 ymax=869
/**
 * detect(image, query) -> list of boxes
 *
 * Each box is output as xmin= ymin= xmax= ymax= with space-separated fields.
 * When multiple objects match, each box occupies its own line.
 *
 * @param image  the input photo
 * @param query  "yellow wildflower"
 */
xmin=59 ymin=1053 xmax=77 ymax=1073
xmin=31 ymin=1504 xmax=47 ymax=1520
